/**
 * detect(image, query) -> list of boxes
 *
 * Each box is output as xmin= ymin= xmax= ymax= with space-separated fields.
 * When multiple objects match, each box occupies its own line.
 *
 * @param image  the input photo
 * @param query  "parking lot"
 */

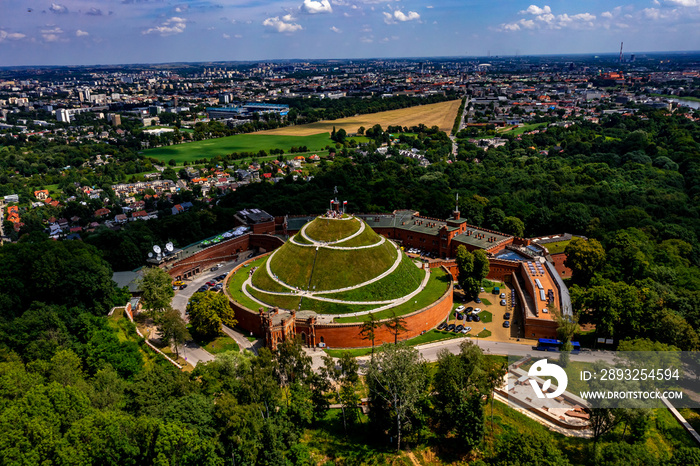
xmin=442 ymin=282 xmax=523 ymax=342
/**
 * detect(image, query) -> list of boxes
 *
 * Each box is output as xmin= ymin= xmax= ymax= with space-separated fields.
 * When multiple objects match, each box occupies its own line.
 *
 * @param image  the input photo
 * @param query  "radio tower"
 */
xmin=619 ymin=42 xmax=624 ymax=63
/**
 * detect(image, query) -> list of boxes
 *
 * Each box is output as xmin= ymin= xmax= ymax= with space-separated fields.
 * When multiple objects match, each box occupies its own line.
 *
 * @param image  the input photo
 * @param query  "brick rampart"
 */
xmin=549 ymin=253 xmax=572 ymax=279
xmin=225 ymin=260 xmax=453 ymax=348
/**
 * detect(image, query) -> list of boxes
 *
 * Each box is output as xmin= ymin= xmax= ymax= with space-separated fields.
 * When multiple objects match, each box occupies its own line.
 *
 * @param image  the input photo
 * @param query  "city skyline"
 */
xmin=0 ymin=0 xmax=699 ymax=66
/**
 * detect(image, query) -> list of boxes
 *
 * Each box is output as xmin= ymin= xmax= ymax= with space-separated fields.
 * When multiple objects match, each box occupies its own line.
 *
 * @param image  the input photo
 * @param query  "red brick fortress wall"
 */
xmin=225 ymin=260 xmax=454 ymax=348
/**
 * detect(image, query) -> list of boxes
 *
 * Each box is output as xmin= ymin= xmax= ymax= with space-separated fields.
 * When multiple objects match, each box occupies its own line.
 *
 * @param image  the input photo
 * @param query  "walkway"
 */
xmin=265 ymin=238 xmax=403 ymax=294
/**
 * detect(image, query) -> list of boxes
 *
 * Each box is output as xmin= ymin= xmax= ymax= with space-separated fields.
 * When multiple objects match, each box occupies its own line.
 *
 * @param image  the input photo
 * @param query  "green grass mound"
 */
xmin=322 ymin=254 xmax=424 ymax=301
xmin=266 ymin=218 xmax=398 ymax=291
xmin=334 ymin=267 xmax=451 ymax=323
xmin=304 ymin=217 xmax=362 ymax=242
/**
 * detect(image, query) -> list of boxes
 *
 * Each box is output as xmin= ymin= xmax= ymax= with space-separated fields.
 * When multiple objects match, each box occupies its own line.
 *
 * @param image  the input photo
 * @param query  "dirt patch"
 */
xmin=260 ymin=100 xmax=462 ymax=136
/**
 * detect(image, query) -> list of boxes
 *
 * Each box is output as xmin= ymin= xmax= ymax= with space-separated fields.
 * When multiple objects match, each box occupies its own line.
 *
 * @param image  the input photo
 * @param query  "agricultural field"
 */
xmin=260 ymin=99 xmax=462 ymax=136
xmin=141 ymin=132 xmax=333 ymax=163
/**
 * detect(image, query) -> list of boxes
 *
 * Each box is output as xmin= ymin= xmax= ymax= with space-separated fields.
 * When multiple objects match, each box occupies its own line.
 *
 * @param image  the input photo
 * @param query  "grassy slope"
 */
xmin=142 ymin=132 xmax=332 ymax=163
xmin=334 ymin=267 xmax=451 ymax=323
xmin=544 ymin=236 xmax=584 ymax=255
xmin=309 ymin=241 xmax=397 ymax=291
xmin=304 ymin=217 xmax=361 ymax=242
xmin=227 ymin=256 xmax=269 ymax=310
xmin=267 ymin=243 xmax=317 ymax=289
xmin=335 ymin=224 xmax=381 ymax=247
xmin=323 ymin=254 xmax=424 ymax=301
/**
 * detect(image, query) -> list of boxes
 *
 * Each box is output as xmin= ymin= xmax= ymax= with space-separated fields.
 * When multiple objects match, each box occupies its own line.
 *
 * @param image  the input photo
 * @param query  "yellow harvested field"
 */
xmin=259 ymin=99 xmax=462 ymax=136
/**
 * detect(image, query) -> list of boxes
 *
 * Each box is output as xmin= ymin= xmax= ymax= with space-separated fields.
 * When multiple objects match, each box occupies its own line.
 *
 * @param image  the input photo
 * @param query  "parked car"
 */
xmin=466 ymin=315 xmax=473 ymax=322
xmin=473 ymin=308 xmax=482 ymax=314
xmin=466 ymin=306 xmax=474 ymax=313
xmin=504 ymin=312 xmax=511 ymax=320
xmin=211 ymin=266 xmax=219 ymax=271
xmin=447 ymin=324 xmax=456 ymax=332
xmin=500 ymin=299 xmax=507 ymax=306
xmin=215 ymin=283 xmax=224 ymax=291
xmin=180 ymin=284 xmax=188 ymax=290
xmin=473 ymin=315 xmax=481 ymax=322
xmin=455 ymin=305 xmax=465 ymax=313
xmin=475 ymin=297 xmax=482 ymax=303
xmin=500 ymin=292 xmax=506 ymax=299
xmin=437 ymin=322 xmax=447 ymax=330
xmin=480 ymin=287 xmax=485 ymax=293
xmin=503 ymin=321 xmax=510 ymax=328
xmin=455 ymin=325 xmax=464 ymax=333
xmin=462 ymin=326 xmax=472 ymax=334
xmin=456 ymin=312 xmax=463 ymax=321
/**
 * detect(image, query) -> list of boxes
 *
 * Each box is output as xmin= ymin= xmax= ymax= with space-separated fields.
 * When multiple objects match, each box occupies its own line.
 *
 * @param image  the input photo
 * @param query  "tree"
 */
xmin=501 ymin=216 xmax=525 ymax=237
xmin=433 ymin=341 xmax=487 ymax=450
xmin=357 ymin=126 xmax=365 ymax=135
xmin=186 ymin=292 xmax=236 ymax=339
xmin=359 ymin=313 xmax=380 ymax=355
xmin=321 ymin=352 xmax=360 ymax=433
xmin=384 ymin=311 xmax=408 ymax=344
xmin=564 ymin=238 xmax=606 ymax=285
xmin=365 ymin=343 xmax=429 ymax=452
xmin=138 ymin=267 xmax=174 ymax=314
xmin=456 ymin=246 xmax=489 ymax=300
xmin=157 ymin=307 xmax=191 ymax=358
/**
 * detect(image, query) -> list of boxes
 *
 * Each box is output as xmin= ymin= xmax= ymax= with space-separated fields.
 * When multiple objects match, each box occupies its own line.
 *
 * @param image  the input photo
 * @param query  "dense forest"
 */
xmin=2 ymin=107 xmax=700 ymax=464
xmin=0 ymin=239 xmax=696 ymax=465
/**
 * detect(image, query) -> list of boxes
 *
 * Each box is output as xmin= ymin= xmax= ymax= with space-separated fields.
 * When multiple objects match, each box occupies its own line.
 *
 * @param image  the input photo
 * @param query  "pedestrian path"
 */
xmin=265 ymin=240 xmax=403 ymax=294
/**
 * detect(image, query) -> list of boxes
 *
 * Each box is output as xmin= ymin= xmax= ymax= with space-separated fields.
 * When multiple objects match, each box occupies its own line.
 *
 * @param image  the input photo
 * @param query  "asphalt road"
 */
xmin=170 ymin=249 xmax=255 ymax=365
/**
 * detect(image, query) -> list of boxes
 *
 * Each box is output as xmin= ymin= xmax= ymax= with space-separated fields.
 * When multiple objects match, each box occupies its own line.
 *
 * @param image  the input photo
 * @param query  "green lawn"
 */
xmin=334 ymin=267 xmax=451 ymax=323
xmin=544 ymin=236 xmax=584 ymax=255
xmin=324 ymin=329 xmax=463 ymax=357
xmin=480 ymin=310 xmax=492 ymax=323
xmin=227 ymin=257 xmax=269 ymax=310
xmin=195 ymin=333 xmax=240 ymax=354
xmin=304 ymin=217 xmax=361 ymax=242
xmin=500 ymin=122 xmax=547 ymax=136
xmin=142 ymin=132 xmax=333 ymax=163
xmin=335 ymin=225 xmax=382 ymax=247
xmin=322 ymin=254 xmax=424 ymax=302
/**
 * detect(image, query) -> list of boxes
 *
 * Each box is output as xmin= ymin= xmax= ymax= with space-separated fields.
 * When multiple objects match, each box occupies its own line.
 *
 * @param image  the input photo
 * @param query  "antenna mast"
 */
xmin=619 ymin=42 xmax=624 ymax=63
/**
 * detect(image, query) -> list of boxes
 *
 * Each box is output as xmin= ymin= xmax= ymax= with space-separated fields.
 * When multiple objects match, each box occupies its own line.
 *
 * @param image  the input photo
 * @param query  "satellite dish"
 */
xmin=165 ymin=242 xmax=174 ymax=252
xmin=148 ymin=252 xmax=153 ymax=258
xmin=153 ymin=245 xmax=161 ymax=254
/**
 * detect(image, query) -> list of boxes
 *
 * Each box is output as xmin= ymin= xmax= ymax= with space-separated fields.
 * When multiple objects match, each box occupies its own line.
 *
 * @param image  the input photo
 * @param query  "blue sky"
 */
xmin=0 ymin=0 xmax=698 ymax=66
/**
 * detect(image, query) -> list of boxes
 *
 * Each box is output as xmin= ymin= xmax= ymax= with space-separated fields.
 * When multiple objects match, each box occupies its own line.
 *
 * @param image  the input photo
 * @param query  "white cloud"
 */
xmin=49 ymin=3 xmax=68 ymax=14
xmin=330 ymin=26 xmax=342 ymax=33
xmin=222 ymin=33 xmax=230 ymax=39
xmin=142 ymin=17 xmax=187 ymax=36
xmin=503 ymin=5 xmax=596 ymax=31
xmin=383 ymin=12 xmax=394 ymax=24
xmin=394 ymin=10 xmax=420 ymax=21
xmin=666 ymin=0 xmax=699 ymax=6
xmin=0 ymin=30 xmax=26 ymax=42
xmin=76 ymin=30 xmax=89 ymax=37
xmin=85 ymin=8 xmax=103 ymax=16
xmin=520 ymin=5 xmax=551 ymax=15
xmin=263 ymin=16 xmax=303 ymax=33
xmin=601 ymin=11 xmax=613 ymax=18
xmin=301 ymin=0 xmax=332 ymax=14
xmin=360 ymin=36 xmax=373 ymax=43
xmin=41 ymin=27 xmax=64 ymax=42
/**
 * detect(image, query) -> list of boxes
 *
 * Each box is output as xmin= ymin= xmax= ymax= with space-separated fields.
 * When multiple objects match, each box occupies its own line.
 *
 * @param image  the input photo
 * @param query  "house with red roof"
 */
xmin=34 ymin=190 xmax=49 ymax=200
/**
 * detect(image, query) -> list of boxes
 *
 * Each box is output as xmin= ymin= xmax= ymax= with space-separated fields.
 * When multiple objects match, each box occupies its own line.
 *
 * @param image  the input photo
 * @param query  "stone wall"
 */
xmin=164 ymin=233 xmax=284 ymax=279
xmin=549 ymin=253 xmax=572 ymax=279
xmin=299 ymin=278 xmax=453 ymax=348
xmin=225 ymin=259 xmax=453 ymax=348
